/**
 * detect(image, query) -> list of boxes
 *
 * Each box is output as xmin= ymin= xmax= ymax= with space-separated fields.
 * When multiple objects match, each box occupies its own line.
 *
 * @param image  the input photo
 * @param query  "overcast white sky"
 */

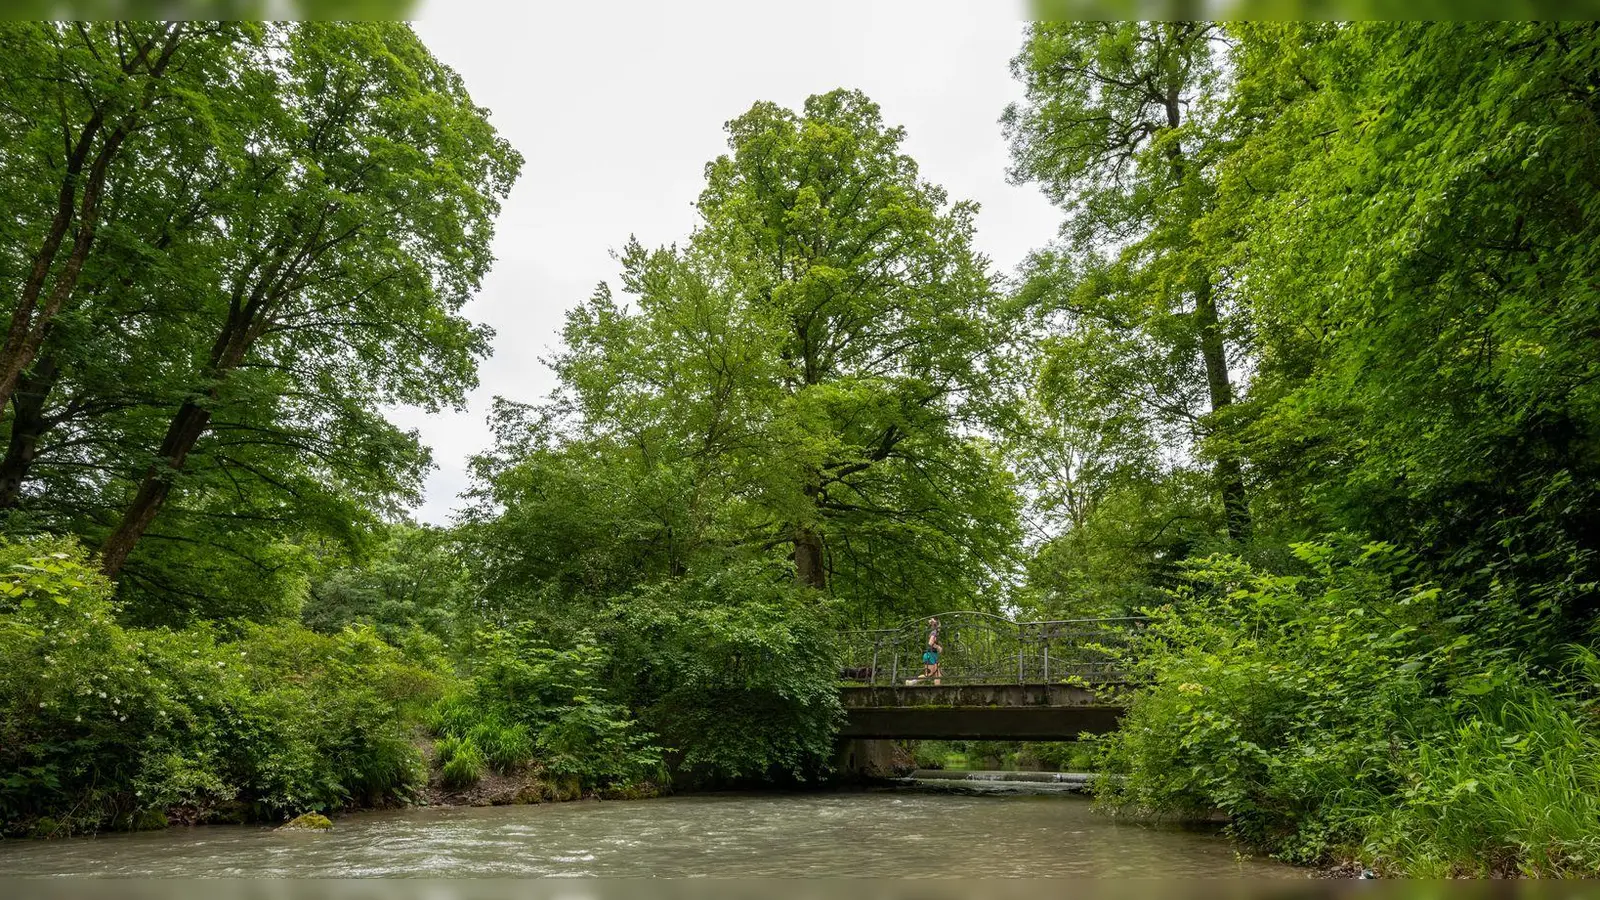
xmin=394 ymin=0 xmax=1061 ymax=525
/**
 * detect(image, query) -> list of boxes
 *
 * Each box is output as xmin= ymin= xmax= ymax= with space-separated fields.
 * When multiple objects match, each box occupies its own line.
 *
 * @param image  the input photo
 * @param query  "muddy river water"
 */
xmin=0 ymin=783 xmax=1295 ymax=878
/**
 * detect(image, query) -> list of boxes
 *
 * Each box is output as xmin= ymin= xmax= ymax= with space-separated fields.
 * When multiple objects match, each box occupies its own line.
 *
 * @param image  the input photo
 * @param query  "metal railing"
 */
xmin=837 ymin=611 xmax=1145 ymax=686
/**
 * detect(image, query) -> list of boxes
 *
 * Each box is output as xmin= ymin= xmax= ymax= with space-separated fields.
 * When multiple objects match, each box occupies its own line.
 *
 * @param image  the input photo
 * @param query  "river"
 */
xmin=0 ymin=783 xmax=1294 ymax=878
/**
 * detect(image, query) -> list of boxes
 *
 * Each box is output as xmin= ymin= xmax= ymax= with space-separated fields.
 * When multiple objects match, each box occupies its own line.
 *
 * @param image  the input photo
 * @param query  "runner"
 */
xmin=906 ymin=617 xmax=942 ymax=686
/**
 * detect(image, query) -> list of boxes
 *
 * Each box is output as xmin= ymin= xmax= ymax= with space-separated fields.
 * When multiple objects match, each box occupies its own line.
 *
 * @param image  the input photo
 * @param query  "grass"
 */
xmin=1361 ymin=672 xmax=1600 ymax=877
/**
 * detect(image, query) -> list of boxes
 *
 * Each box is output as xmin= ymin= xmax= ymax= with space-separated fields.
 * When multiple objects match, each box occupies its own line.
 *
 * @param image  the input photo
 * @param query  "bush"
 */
xmin=428 ymin=623 xmax=661 ymax=790
xmin=911 ymin=742 xmax=948 ymax=769
xmin=1100 ymin=536 xmax=1600 ymax=875
xmin=0 ymin=537 xmax=444 ymax=836
xmin=599 ymin=562 xmax=845 ymax=786
xmin=1027 ymin=740 xmax=1102 ymax=772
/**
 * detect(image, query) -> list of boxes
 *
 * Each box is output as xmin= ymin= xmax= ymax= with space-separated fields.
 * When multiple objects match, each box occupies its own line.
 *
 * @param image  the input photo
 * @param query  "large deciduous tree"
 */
xmin=1004 ymin=22 xmax=1252 ymax=544
xmin=477 ymin=90 xmax=1018 ymax=623
xmin=0 ymin=23 xmax=227 ymax=419
xmin=97 ymin=23 xmax=520 ymax=581
xmin=1 ymin=23 xmax=519 ymax=621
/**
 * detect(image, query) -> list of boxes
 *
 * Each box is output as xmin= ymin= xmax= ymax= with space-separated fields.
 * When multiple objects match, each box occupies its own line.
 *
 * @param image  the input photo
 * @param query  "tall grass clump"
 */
xmin=438 ymin=737 xmax=486 ymax=789
xmin=469 ymin=720 xmax=535 ymax=773
xmin=1360 ymin=653 xmax=1600 ymax=876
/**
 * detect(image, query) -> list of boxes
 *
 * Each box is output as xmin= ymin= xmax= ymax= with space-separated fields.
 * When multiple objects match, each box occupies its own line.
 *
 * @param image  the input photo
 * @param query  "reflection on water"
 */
xmin=0 ymin=785 xmax=1285 ymax=878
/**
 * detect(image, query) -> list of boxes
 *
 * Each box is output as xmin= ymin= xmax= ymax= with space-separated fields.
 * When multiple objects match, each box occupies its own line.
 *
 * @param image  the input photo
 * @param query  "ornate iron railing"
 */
xmin=836 ymin=611 xmax=1145 ymax=686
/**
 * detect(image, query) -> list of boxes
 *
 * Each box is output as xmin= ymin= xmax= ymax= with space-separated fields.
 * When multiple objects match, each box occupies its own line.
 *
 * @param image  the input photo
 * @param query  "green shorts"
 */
xmin=922 ymin=651 xmax=939 ymax=665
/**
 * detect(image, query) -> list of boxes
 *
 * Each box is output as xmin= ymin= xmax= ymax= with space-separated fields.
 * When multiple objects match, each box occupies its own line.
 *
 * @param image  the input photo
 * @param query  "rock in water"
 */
xmin=278 ymin=812 xmax=334 ymax=831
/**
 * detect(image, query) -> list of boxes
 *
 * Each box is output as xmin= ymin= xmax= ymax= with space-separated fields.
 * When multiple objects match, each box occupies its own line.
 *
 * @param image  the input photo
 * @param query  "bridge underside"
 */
xmin=838 ymin=684 xmax=1124 ymax=741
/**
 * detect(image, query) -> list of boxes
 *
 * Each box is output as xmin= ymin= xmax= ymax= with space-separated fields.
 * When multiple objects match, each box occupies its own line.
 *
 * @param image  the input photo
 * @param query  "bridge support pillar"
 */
xmin=833 ymin=738 xmax=913 ymax=781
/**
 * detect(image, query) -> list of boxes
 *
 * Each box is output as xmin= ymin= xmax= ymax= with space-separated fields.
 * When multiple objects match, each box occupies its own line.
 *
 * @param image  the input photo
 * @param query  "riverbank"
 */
xmin=415 ymin=766 xmax=662 ymax=809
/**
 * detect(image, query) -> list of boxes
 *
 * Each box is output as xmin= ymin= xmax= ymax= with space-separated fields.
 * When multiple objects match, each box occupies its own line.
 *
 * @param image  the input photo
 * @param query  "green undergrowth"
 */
xmin=912 ymin=740 xmax=1101 ymax=772
xmin=1097 ymin=538 xmax=1600 ymax=877
xmin=423 ymin=623 xmax=664 ymax=794
xmin=0 ymin=537 xmax=444 ymax=837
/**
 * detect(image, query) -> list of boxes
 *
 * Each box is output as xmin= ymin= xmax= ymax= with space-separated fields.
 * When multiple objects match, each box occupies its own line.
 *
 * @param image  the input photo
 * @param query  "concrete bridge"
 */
xmin=835 ymin=612 xmax=1141 ymax=742
xmin=839 ymin=683 xmax=1124 ymax=741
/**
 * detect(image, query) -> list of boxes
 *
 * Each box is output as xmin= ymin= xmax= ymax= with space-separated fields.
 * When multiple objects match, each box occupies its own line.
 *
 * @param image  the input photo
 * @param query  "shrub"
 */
xmin=1100 ymin=536 xmax=1600 ymax=875
xmin=600 ymin=562 xmax=845 ymax=785
xmin=911 ymin=742 xmax=948 ymax=769
xmin=428 ymin=624 xmax=662 ymax=790
xmin=0 ymin=537 xmax=444 ymax=837
xmin=1027 ymin=740 xmax=1102 ymax=772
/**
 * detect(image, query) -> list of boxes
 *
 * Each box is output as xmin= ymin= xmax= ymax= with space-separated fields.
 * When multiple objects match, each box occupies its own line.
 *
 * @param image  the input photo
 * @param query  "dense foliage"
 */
xmin=6 ymin=16 xmax=1600 ymax=877
xmin=449 ymin=90 xmax=1016 ymax=784
xmin=1006 ymin=20 xmax=1600 ymax=875
xmin=0 ymin=22 xmax=520 ymax=623
xmin=431 ymin=624 xmax=662 ymax=789
xmin=0 ymin=537 xmax=440 ymax=836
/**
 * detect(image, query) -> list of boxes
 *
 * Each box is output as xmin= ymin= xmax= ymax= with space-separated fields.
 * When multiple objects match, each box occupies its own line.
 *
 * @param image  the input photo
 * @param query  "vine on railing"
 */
xmin=836 ymin=611 xmax=1145 ymax=686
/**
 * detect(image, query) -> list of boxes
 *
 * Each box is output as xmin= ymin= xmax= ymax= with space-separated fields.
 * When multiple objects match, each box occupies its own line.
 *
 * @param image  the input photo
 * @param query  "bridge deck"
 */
xmin=838 ymin=683 xmax=1125 ymax=740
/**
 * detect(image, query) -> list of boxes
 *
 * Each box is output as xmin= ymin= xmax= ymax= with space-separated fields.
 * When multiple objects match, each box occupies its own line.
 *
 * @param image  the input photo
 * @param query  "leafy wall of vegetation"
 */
xmin=0 ymin=538 xmax=441 ymax=836
xmin=1004 ymin=21 xmax=1600 ymax=875
xmin=5 ymin=18 xmax=1600 ymax=876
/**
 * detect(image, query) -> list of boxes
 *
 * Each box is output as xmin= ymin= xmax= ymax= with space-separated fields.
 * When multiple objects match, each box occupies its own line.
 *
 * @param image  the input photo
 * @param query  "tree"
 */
xmin=0 ymin=23 xmax=228 ymax=419
xmin=0 ymin=23 xmax=519 ymax=622
xmin=302 ymin=523 xmax=470 ymax=649
xmin=1219 ymin=22 xmax=1600 ymax=637
xmin=497 ymin=89 xmax=1019 ymax=622
xmin=79 ymin=23 xmax=519 ymax=588
xmin=1004 ymin=22 xmax=1252 ymax=543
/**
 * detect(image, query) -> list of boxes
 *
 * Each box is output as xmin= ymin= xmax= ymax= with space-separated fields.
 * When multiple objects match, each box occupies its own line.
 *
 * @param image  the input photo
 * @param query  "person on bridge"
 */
xmin=906 ymin=617 xmax=942 ymax=686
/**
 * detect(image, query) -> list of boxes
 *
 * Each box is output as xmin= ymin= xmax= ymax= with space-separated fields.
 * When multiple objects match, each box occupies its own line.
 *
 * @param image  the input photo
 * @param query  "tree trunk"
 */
xmin=1155 ymin=38 xmax=1250 ymax=542
xmin=792 ymin=473 xmax=828 ymax=589
xmin=99 ymin=399 xmax=212 ymax=577
xmin=793 ymin=525 xmax=827 ymax=590
xmin=1195 ymin=275 xmax=1250 ymax=542
xmin=0 ymin=355 xmax=60 ymax=509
